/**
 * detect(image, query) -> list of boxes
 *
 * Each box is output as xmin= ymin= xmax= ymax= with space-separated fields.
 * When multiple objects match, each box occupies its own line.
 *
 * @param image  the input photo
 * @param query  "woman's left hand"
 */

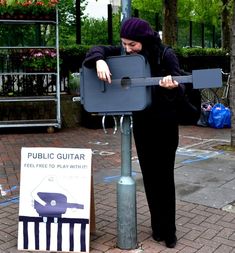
xmin=159 ymin=75 xmax=178 ymax=89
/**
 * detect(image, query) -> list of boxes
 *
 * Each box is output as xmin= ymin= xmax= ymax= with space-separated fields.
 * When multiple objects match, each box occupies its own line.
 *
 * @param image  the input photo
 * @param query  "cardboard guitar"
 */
xmin=80 ymin=54 xmax=222 ymax=114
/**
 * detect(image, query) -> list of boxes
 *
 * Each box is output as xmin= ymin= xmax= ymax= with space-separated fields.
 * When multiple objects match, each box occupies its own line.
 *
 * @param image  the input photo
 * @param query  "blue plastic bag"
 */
xmin=208 ymin=103 xmax=231 ymax=129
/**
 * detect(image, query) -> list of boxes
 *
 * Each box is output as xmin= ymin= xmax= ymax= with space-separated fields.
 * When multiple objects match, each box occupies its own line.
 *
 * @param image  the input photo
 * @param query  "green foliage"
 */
xmin=132 ymin=0 xmax=162 ymax=13
xmin=57 ymin=0 xmax=228 ymax=49
xmin=68 ymin=72 xmax=80 ymax=93
xmin=79 ymin=13 xmax=121 ymax=45
xmin=0 ymin=0 xmax=58 ymax=18
xmin=58 ymin=0 xmax=87 ymax=26
xmin=57 ymin=0 xmax=87 ymax=45
xmin=81 ymin=17 xmax=108 ymax=45
xmin=112 ymin=13 xmax=121 ymax=45
xmin=131 ymin=0 xmax=162 ymax=29
xmin=178 ymin=0 xmax=222 ymax=27
xmin=127 ymin=0 xmax=228 ymax=28
xmin=131 ymin=0 xmax=225 ymax=25
xmin=22 ymin=49 xmax=58 ymax=72
xmin=60 ymin=44 xmax=91 ymax=56
xmin=59 ymin=44 xmax=91 ymax=72
xmin=59 ymin=44 xmax=229 ymax=66
xmin=0 ymin=23 xmax=56 ymax=47
xmin=59 ymin=23 xmax=77 ymax=45
xmin=174 ymin=47 xmax=229 ymax=57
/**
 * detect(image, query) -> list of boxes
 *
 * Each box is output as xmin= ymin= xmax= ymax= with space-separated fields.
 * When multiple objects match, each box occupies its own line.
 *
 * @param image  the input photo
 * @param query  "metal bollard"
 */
xmin=117 ymin=115 xmax=137 ymax=249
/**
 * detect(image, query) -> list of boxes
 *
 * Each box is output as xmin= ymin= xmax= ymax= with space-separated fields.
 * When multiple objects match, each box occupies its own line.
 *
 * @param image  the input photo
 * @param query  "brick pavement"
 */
xmin=0 ymin=125 xmax=234 ymax=253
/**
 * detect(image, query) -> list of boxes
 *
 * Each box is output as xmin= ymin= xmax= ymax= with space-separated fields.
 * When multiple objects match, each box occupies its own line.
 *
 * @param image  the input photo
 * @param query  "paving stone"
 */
xmin=0 ymin=125 xmax=234 ymax=252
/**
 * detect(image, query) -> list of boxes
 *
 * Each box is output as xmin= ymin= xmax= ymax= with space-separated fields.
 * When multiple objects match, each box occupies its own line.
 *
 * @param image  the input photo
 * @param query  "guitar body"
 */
xmin=80 ymin=54 xmax=222 ymax=115
xmin=80 ymin=54 xmax=151 ymax=114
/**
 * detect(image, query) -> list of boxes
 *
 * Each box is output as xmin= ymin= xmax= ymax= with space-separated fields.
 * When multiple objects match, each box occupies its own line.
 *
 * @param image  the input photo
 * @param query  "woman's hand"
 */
xmin=159 ymin=75 xmax=178 ymax=89
xmin=96 ymin=60 xmax=112 ymax=84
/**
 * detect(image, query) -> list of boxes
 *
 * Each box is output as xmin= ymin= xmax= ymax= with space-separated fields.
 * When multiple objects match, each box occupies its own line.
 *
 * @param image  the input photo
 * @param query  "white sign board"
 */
xmin=18 ymin=147 xmax=92 ymax=252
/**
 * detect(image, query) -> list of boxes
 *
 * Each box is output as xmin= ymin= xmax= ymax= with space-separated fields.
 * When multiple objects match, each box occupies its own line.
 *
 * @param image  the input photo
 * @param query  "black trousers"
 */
xmin=133 ymin=113 xmax=179 ymax=237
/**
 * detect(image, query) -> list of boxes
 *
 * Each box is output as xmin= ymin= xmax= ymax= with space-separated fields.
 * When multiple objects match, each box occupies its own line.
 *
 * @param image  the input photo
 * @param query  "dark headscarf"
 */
xmin=120 ymin=17 xmax=155 ymax=43
xmin=120 ymin=17 xmax=164 ymax=76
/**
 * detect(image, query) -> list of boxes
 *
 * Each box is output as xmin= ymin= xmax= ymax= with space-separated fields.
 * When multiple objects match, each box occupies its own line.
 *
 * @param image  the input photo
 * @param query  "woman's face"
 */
xmin=121 ymin=38 xmax=142 ymax=54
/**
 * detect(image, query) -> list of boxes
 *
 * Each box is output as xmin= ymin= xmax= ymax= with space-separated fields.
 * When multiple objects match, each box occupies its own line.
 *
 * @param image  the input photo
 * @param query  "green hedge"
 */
xmin=60 ymin=44 xmax=91 ymax=75
xmin=174 ymin=47 xmax=229 ymax=57
xmin=59 ymin=45 xmax=230 ymax=74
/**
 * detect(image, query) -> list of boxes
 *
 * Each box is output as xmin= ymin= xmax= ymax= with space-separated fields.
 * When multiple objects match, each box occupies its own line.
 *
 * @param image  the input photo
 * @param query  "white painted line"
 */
xmin=177 ymin=147 xmax=223 ymax=164
xmin=0 ymin=185 xmax=7 ymax=196
xmin=180 ymin=134 xmax=229 ymax=143
xmin=180 ymin=135 xmax=229 ymax=150
xmin=88 ymin=141 xmax=109 ymax=145
xmin=92 ymin=150 xmax=115 ymax=156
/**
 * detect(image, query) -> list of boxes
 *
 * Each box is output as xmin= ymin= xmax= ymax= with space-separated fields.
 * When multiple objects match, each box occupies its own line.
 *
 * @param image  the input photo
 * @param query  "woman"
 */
xmin=83 ymin=17 xmax=185 ymax=248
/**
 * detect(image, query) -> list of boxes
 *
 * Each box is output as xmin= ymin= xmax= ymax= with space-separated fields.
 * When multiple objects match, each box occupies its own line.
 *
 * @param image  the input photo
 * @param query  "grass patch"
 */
xmin=213 ymin=144 xmax=235 ymax=152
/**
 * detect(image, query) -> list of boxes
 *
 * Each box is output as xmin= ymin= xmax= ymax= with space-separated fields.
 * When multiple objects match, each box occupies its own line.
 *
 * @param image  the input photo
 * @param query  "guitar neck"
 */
xmin=136 ymin=75 xmax=193 ymax=86
xmin=110 ymin=75 xmax=193 ymax=89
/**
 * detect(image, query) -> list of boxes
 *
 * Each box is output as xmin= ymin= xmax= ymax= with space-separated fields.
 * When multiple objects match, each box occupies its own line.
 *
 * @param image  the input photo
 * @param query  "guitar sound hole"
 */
xmin=121 ymin=77 xmax=131 ymax=89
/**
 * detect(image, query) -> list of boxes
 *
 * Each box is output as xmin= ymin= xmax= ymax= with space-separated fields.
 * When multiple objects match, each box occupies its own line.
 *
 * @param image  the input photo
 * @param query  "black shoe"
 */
xmin=165 ymin=235 xmax=177 ymax=248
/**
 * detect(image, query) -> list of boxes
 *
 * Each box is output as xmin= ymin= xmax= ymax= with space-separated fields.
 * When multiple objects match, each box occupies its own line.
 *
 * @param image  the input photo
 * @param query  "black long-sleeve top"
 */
xmin=83 ymin=43 xmax=186 ymax=124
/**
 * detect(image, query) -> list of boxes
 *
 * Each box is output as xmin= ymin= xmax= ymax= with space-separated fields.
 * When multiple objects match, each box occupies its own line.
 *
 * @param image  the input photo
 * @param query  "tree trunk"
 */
xmin=221 ymin=0 xmax=231 ymax=50
xmin=162 ymin=0 xmax=178 ymax=46
xmin=230 ymin=0 xmax=235 ymax=146
xmin=76 ymin=0 xmax=81 ymax=44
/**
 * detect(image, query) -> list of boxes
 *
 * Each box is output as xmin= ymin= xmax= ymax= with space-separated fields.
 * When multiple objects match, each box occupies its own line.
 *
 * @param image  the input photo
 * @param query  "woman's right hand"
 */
xmin=96 ymin=59 xmax=112 ymax=83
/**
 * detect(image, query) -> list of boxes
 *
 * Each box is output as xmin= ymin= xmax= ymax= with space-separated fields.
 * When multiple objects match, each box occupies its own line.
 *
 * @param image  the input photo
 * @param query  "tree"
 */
xmin=162 ymin=0 xmax=178 ymax=46
xmin=131 ymin=0 xmax=163 ymax=31
xmin=58 ymin=0 xmax=87 ymax=45
xmin=230 ymin=0 xmax=235 ymax=146
xmin=132 ymin=0 xmax=162 ymax=12
xmin=132 ymin=0 xmax=233 ymax=49
xmin=81 ymin=18 xmax=108 ymax=45
xmin=132 ymin=0 xmax=178 ymax=46
xmin=221 ymin=0 xmax=233 ymax=50
xmin=178 ymin=0 xmax=233 ymax=50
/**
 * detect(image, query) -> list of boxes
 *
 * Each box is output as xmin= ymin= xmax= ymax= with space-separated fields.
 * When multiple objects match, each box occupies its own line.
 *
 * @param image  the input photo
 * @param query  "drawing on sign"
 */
xmin=32 ymin=176 xmax=84 ymax=221
xmin=34 ymin=191 xmax=84 ymax=217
